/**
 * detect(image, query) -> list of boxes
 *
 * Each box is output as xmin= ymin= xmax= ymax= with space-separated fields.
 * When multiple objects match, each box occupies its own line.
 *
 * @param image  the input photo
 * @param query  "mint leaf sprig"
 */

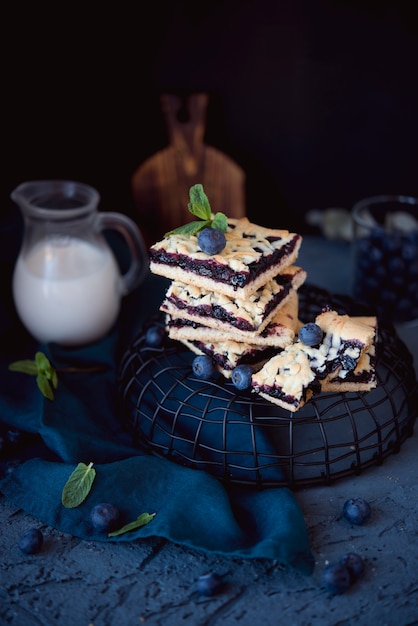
xmin=9 ymin=352 xmax=108 ymax=401
xmin=164 ymin=183 xmax=228 ymax=237
xmin=9 ymin=351 xmax=58 ymax=400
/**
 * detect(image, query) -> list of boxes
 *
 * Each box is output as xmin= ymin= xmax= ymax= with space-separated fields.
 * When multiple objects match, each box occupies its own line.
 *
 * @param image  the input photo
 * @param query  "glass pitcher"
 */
xmin=11 ymin=180 xmax=148 ymax=346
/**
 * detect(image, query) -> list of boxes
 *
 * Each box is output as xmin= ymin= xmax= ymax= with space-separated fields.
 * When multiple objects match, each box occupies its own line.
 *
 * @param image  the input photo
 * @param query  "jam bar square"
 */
xmin=149 ymin=217 xmax=303 ymax=299
xmin=251 ymin=342 xmax=319 ymax=412
xmin=166 ymin=290 xmax=300 ymax=348
xmin=160 ymin=266 xmax=306 ymax=337
xmin=251 ymin=310 xmax=377 ymax=411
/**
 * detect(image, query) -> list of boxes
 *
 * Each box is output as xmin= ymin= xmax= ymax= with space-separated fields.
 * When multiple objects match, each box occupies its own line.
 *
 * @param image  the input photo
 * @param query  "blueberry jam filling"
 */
xmin=150 ymin=237 xmax=299 ymax=290
xmin=331 ymin=351 xmax=376 ymax=384
xmin=168 ymin=318 xmax=202 ymax=329
xmin=167 ymin=294 xmax=255 ymax=331
xmin=192 ymin=342 xmax=276 ymax=371
xmin=339 ymin=354 xmax=358 ymax=372
xmin=308 ymin=337 xmax=364 ymax=380
xmin=327 ymin=369 xmax=374 ymax=385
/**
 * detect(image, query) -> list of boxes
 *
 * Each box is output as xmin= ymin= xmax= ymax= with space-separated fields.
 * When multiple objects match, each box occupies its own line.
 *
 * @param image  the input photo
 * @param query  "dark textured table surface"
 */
xmin=1 ymin=236 xmax=417 ymax=626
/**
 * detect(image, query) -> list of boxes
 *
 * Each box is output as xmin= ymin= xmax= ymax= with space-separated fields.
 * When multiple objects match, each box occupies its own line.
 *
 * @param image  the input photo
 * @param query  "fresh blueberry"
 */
xmin=195 ymin=572 xmax=224 ymax=596
xmin=339 ymin=552 xmax=365 ymax=583
xmin=342 ymin=497 xmax=372 ymax=525
xmin=231 ymin=364 xmax=253 ymax=390
xmin=145 ymin=324 xmax=165 ymax=347
xmin=322 ymin=562 xmax=351 ymax=595
xmin=90 ymin=503 xmax=121 ymax=533
xmin=402 ymin=241 xmax=418 ymax=261
xmin=198 ymin=228 xmax=226 ymax=255
xmin=192 ymin=354 xmax=216 ymax=380
xmin=19 ymin=527 xmax=44 ymax=554
xmin=298 ymin=322 xmax=323 ymax=347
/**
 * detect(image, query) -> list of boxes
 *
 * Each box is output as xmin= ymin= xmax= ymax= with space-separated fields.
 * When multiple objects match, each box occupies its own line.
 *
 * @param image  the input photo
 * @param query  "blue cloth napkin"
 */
xmin=0 ymin=209 xmax=314 ymax=575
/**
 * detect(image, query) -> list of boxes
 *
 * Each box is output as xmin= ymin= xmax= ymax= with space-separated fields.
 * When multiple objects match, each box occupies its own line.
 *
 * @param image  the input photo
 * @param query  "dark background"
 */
xmin=3 ymin=0 xmax=418 ymax=234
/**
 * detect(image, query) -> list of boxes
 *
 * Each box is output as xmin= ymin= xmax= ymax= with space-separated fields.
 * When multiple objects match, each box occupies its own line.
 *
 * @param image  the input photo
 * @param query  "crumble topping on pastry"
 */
xmin=251 ymin=342 xmax=319 ymax=411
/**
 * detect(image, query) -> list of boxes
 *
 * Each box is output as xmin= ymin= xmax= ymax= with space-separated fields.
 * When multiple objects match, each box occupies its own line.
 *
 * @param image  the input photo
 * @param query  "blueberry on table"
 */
xmin=298 ymin=323 xmax=323 ymax=347
xmin=197 ymin=228 xmax=226 ymax=255
xmin=195 ymin=572 xmax=224 ymax=596
xmin=339 ymin=552 xmax=365 ymax=583
xmin=192 ymin=354 xmax=216 ymax=380
xmin=342 ymin=497 xmax=372 ymax=525
xmin=19 ymin=527 xmax=44 ymax=554
xmin=322 ymin=562 xmax=351 ymax=595
xmin=90 ymin=503 xmax=121 ymax=533
xmin=231 ymin=364 xmax=253 ymax=390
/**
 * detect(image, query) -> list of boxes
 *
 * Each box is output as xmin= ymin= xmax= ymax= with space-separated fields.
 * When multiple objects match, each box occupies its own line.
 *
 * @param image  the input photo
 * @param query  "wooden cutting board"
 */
xmin=131 ymin=93 xmax=246 ymax=246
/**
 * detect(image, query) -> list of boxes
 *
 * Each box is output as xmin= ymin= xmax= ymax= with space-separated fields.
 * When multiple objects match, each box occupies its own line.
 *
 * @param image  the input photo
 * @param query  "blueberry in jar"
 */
xmin=90 ymin=503 xmax=121 ymax=533
xmin=298 ymin=323 xmax=323 ymax=347
xmin=356 ymin=226 xmax=418 ymax=321
xmin=197 ymin=228 xmax=226 ymax=255
xmin=192 ymin=354 xmax=216 ymax=380
xmin=19 ymin=527 xmax=44 ymax=554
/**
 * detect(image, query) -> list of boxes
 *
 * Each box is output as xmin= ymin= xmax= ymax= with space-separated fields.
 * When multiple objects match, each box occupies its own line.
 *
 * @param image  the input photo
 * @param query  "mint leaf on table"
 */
xmin=61 ymin=462 xmax=96 ymax=508
xmin=108 ymin=512 xmax=156 ymax=537
xmin=9 ymin=351 xmax=58 ymax=400
xmin=164 ymin=183 xmax=228 ymax=237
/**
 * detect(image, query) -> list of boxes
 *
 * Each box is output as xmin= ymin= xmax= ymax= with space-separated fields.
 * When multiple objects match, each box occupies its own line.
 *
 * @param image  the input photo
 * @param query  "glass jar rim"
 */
xmin=352 ymin=194 xmax=418 ymax=229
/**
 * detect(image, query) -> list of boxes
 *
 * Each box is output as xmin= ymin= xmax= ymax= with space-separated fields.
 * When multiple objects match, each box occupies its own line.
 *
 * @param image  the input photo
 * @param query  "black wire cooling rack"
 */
xmin=117 ymin=284 xmax=418 ymax=489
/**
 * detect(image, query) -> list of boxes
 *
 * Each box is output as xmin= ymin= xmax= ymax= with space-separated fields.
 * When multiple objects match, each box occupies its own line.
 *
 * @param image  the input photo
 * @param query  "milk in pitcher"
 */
xmin=13 ymin=236 xmax=121 ymax=345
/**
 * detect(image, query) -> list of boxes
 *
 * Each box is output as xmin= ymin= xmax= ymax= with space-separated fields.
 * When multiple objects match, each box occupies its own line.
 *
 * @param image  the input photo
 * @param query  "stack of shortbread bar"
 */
xmin=149 ymin=216 xmax=377 ymax=412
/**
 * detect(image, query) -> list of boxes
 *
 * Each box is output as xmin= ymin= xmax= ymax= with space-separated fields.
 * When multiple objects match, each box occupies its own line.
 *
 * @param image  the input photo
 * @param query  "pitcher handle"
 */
xmin=98 ymin=212 xmax=149 ymax=295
